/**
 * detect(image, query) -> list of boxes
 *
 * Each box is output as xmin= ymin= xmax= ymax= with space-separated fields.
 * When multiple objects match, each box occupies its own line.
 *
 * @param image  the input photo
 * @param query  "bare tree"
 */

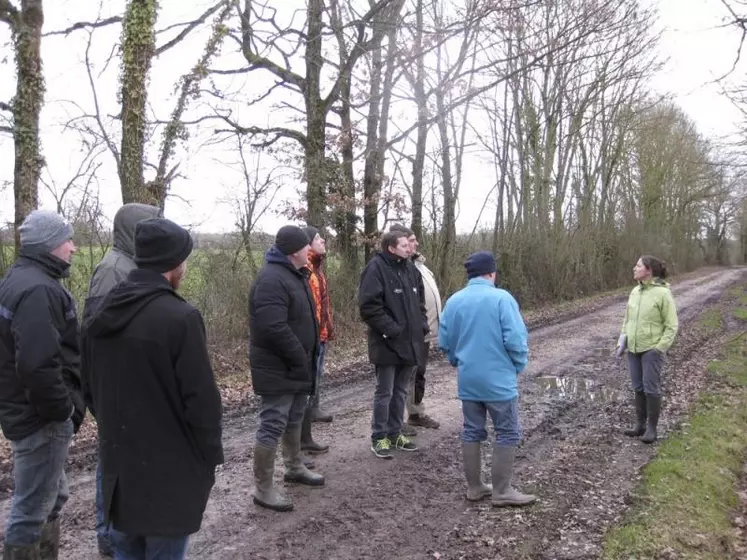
xmin=1 ymin=0 xmax=44 ymax=252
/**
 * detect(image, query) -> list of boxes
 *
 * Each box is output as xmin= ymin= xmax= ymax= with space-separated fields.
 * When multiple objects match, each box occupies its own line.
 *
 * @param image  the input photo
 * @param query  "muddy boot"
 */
xmin=97 ymin=534 xmax=114 ymax=558
xmin=401 ymin=423 xmax=417 ymax=437
xmin=39 ymin=517 xmax=60 ymax=559
xmin=283 ymin=424 xmax=325 ymax=487
xmin=301 ymin=454 xmax=316 ymax=469
xmin=310 ymin=407 xmax=333 ymax=423
xmin=300 ymin=408 xmax=329 ymax=455
xmin=462 ymin=442 xmax=492 ymax=501
xmin=408 ymin=414 xmax=440 ymax=429
xmin=252 ymin=444 xmax=293 ymax=512
xmin=623 ymin=391 xmax=647 ymax=437
xmin=641 ymin=395 xmax=661 ymax=444
xmin=491 ymin=445 xmax=537 ymax=507
xmin=3 ymin=542 xmax=41 ymax=560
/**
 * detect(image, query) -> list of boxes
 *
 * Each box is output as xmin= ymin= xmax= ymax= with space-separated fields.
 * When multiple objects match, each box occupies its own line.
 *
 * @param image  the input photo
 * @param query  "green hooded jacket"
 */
xmin=621 ymin=278 xmax=679 ymax=354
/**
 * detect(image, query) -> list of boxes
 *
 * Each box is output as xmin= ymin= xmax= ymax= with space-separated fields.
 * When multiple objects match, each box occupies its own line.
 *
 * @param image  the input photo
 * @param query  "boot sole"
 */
xmin=284 ymin=475 xmax=325 ymax=486
xmin=408 ymin=421 xmax=440 ymax=429
xmin=311 ymin=417 xmax=333 ymax=423
xmin=466 ymin=491 xmax=492 ymax=502
xmin=492 ymin=498 xmax=537 ymax=507
xmin=301 ymin=446 xmax=330 ymax=455
xmin=253 ymin=496 xmax=293 ymax=512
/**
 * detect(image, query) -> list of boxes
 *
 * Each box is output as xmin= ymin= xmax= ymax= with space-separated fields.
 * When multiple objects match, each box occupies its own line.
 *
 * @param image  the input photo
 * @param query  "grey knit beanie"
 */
xmin=19 ymin=210 xmax=74 ymax=253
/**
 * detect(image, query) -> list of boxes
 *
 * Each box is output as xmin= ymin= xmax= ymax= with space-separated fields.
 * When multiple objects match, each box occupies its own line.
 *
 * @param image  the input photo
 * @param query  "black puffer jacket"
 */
xmin=249 ymin=247 xmax=319 ymax=396
xmin=359 ymin=251 xmax=427 ymax=367
xmin=0 ymin=251 xmax=85 ymax=441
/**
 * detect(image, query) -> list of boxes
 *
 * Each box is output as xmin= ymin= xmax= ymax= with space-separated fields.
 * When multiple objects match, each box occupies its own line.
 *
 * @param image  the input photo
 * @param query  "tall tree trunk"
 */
xmin=120 ymin=0 xmax=158 ymax=205
xmin=410 ymin=0 xmax=427 ymax=241
xmin=9 ymin=0 xmax=45 ymax=253
xmin=435 ymin=86 xmax=455 ymax=288
xmin=335 ymin=75 xmax=360 ymax=268
xmin=304 ymin=0 xmax=326 ymax=227
xmin=362 ymin=23 xmax=385 ymax=262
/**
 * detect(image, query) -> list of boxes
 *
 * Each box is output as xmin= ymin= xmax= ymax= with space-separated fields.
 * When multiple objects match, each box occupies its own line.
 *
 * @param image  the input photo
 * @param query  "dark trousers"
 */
xmin=407 ymin=342 xmax=430 ymax=416
xmin=627 ymin=349 xmax=664 ymax=397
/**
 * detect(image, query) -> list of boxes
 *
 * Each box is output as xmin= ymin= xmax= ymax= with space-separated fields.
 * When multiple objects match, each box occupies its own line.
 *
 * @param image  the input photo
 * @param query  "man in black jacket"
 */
xmin=250 ymin=225 xmax=324 ymax=513
xmin=81 ymin=218 xmax=223 ymax=559
xmin=0 ymin=209 xmax=85 ymax=560
xmin=359 ymin=230 xmax=428 ymax=459
xmin=84 ymin=202 xmax=160 ymax=558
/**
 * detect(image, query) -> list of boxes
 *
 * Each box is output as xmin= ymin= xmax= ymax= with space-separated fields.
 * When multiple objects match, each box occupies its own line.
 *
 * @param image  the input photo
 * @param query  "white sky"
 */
xmin=0 ymin=0 xmax=744 ymax=235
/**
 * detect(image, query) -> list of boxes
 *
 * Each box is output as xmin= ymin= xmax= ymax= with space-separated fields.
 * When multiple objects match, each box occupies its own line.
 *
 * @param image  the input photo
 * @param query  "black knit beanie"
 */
xmin=134 ymin=218 xmax=194 ymax=273
xmin=275 ymin=225 xmax=310 ymax=256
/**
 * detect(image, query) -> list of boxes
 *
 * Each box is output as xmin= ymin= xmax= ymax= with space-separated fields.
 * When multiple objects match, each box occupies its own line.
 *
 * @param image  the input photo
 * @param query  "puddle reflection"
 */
xmin=535 ymin=376 xmax=619 ymax=402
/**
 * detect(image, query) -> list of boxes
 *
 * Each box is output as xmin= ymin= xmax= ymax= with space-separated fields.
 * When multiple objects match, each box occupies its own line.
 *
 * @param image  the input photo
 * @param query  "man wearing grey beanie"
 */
xmin=0 ymin=209 xmax=86 ymax=559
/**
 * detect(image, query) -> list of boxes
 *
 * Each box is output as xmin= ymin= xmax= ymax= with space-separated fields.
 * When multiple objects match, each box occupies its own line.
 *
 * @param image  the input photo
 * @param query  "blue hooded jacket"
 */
xmin=438 ymin=277 xmax=528 ymax=402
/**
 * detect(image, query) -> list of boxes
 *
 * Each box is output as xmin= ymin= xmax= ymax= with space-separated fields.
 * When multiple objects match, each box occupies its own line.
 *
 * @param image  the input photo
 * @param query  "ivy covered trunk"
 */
xmin=119 ymin=0 xmax=159 ymax=206
xmin=10 ymin=0 xmax=45 ymax=253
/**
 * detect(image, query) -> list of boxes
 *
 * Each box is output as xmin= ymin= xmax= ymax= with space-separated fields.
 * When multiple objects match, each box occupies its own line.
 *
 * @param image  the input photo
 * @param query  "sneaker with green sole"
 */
xmin=392 ymin=434 xmax=418 ymax=451
xmin=371 ymin=437 xmax=393 ymax=459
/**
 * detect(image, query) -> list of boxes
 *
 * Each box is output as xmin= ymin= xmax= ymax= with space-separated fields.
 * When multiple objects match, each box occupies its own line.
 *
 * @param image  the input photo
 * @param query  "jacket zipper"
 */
xmin=633 ymin=286 xmax=643 ymax=353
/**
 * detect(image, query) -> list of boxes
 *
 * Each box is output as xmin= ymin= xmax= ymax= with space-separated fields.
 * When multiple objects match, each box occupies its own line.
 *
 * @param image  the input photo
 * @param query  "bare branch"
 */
xmin=214 ymin=115 xmax=308 ymax=149
xmin=237 ymin=0 xmax=306 ymax=91
xmin=0 ymin=125 xmax=12 ymax=134
xmin=43 ymin=16 xmax=122 ymax=37
xmin=716 ymin=0 xmax=747 ymax=82
xmin=155 ymin=0 xmax=226 ymax=56
xmin=0 ymin=0 xmax=18 ymax=28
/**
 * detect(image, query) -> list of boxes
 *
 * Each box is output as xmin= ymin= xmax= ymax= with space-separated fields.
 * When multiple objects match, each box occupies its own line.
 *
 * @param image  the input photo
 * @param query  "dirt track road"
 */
xmin=2 ymin=268 xmax=745 ymax=559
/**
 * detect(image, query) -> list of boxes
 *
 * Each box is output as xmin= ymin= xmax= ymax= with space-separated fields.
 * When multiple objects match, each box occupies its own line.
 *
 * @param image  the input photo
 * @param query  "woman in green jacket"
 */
xmin=616 ymin=255 xmax=679 ymax=443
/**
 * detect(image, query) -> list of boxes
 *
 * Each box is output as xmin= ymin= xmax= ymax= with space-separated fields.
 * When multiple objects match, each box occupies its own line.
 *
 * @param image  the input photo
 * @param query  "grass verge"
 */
xmin=603 ymin=286 xmax=747 ymax=560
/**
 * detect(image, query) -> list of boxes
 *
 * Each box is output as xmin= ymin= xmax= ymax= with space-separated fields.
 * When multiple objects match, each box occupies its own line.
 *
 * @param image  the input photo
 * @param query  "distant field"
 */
xmin=0 ymin=245 xmax=262 ymax=311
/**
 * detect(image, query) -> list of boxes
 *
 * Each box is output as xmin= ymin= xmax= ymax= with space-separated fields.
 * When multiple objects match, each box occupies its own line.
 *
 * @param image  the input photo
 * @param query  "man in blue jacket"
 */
xmin=438 ymin=251 xmax=536 ymax=507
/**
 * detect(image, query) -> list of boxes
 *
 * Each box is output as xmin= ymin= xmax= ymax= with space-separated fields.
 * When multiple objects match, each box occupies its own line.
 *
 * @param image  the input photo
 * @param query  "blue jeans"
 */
xmin=255 ymin=393 xmax=309 ymax=447
xmin=310 ymin=342 xmax=326 ymax=409
xmin=4 ymin=419 xmax=73 ymax=545
xmin=110 ymin=528 xmax=189 ymax=560
xmin=461 ymin=398 xmax=521 ymax=446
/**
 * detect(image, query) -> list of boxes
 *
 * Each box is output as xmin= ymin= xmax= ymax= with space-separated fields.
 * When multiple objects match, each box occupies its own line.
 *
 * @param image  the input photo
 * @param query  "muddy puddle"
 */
xmin=534 ymin=375 xmax=621 ymax=401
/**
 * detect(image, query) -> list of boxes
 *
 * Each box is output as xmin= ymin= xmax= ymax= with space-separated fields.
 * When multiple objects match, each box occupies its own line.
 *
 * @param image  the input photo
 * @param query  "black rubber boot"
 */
xmin=39 ymin=517 xmax=60 ymax=559
xmin=300 ymin=407 xmax=329 ymax=455
xmin=283 ymin=424 xmax=325 ymax=486
xmin=3 ymin=541 xmax=41 ymax=560
xmin=623 ymin=391 xmax=647 ymax=437
xmin=641 ymin=395 xmax=661 ymax=444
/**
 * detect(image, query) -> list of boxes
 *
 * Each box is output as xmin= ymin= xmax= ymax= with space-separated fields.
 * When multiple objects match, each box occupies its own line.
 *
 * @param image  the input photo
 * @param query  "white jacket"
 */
xmin=413 ymin=254 xmax=442 ymax=343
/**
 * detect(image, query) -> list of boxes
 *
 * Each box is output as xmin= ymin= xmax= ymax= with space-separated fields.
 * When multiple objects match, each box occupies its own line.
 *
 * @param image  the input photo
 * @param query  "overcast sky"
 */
xmin=0 ymin=0 xmax=744 ymax=235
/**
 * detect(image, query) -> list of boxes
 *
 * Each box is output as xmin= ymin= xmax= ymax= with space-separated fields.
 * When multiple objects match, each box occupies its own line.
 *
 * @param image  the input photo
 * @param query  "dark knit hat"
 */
xmin=465 ymin=251 xmax=497 ymax=279
xmin=302 ymin=226 xmax=319 ymax=243
xmin=275 ymin=225 xmax=310 ymax=256
xmin=134 ymin=218 xmax=193 ymax=273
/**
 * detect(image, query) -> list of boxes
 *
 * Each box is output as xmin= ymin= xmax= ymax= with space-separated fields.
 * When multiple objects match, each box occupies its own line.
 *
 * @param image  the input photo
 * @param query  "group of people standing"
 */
xmin=0 ymin=202 xmax=679 ymax=559
xmin=0 ymin=206 xmax=224 ymax=560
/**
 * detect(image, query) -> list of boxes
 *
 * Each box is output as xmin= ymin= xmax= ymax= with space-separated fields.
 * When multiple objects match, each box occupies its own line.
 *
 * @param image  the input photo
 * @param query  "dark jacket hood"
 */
xmin=83 ymin=268 xmax=177 ymax=337
xmin=265 ymin=246 xmax=308 ymax=277
xmin=112 ymin=204 xmax=161 ymax=258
